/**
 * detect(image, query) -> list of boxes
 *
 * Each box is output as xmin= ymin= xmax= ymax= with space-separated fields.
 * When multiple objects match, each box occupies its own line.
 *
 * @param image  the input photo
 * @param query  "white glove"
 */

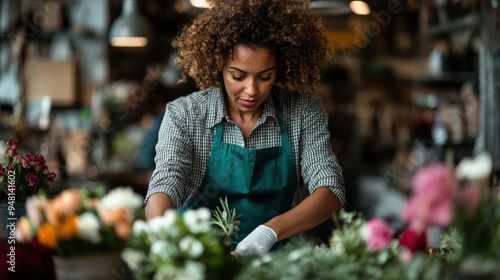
xmin=232 ymin=225 xmax=277 ymax=257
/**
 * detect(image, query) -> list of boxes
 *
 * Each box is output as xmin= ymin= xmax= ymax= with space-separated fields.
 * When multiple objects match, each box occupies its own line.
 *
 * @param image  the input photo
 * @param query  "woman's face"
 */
xmin=222 ymin=44 xmax=277 ymax=115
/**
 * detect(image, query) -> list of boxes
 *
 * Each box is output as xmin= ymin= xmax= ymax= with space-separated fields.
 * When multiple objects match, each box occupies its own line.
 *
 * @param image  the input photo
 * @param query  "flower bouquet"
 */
xmin=16 ymin=186 xmax=144 ymax=255
xmin=1 ymin=138 xmax=57 ymax=239
xmin=15 ymin=186 xmax=144 ymax=279
xmin=122 ymin=198 xmax=241 ymax=280
xmin=0 ymin=138 xmax=56 ymax=202
xmin=400 ymin=152 xmax=500 ymax=276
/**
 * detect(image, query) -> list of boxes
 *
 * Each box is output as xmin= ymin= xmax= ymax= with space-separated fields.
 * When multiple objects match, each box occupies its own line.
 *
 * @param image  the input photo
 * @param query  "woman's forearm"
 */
xmin=145 ymin=193 xmax=174 ymax=220
xmin=264 ymin=187 xmax=341 ymax=241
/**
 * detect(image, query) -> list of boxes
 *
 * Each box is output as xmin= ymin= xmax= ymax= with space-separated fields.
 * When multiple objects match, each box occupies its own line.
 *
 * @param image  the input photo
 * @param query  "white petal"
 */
xmin=132 ymin=220 xmax=148 ymax=235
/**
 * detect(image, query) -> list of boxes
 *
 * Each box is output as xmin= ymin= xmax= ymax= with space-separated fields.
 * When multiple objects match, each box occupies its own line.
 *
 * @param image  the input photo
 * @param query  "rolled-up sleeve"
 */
xmin=299 ymin=96 xmax=346 ymax=207
xmin=145 ymin=101 xmax=194 ymax=209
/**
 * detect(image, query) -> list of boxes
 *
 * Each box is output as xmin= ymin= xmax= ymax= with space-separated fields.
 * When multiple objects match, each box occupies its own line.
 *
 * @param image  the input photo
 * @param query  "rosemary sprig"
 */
xmin=210 ymin=197 xmax=241 ymax=241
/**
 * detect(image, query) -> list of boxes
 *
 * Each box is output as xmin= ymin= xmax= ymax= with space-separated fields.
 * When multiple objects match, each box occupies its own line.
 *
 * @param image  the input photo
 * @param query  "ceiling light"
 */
xmin=190 ymin=0 xmax=210 ymax=8
xmin=349 ymin=1 xmax=371 ymax=15
xmin=109 ymin=0 xmax=150 ymax=47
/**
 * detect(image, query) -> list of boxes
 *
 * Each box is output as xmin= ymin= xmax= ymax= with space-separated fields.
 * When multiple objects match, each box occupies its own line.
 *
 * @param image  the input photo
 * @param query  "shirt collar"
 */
xmin=206 ymin=87 xmax=226 ymax=129
xmin=206 ymin=87 xmax=279 ymax=129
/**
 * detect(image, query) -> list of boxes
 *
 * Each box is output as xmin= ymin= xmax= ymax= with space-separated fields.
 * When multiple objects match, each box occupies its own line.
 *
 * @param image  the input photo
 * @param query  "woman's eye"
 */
xmin=259 ymin=76 xmax=271 ymax=81
xmin=232 ymin=76 xmax=244 ymax=81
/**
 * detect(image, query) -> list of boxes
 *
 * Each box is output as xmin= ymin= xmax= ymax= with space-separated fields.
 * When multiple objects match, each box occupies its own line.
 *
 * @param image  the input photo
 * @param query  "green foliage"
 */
xmin=210 ymin=196 xmax=241 ymax=246
xmin=440 ymin=227 xmax=462 ymax=263
xmin=237 ymin=211 xmax=401 ymax=280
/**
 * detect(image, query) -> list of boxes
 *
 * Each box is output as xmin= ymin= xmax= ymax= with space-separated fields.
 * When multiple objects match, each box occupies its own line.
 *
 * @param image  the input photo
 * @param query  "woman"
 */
xmin=145 ymin=0 xmax=345 ymax=256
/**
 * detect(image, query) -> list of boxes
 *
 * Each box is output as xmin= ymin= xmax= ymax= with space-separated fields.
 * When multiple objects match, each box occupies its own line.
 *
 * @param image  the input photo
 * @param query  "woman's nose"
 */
xmin=245 ymin=79 xmax=257 ymax=97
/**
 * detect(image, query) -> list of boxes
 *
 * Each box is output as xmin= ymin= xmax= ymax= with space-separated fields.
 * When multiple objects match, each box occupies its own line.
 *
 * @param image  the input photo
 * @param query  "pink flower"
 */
xmin=34 ymin=162 xmax=44 ymax=172
xmin=398 ymin=229 xmax=427 ymax=253
xmin=26 ymin=172 xmax=39 ymax=187
xmin=33 ymin=154 xmax=45 ymax=164
xmin=6 ymin=148 xmax=16 ymax=157
xmin=7 ymin=139 xmax=19 ymax=150
xmin=399 ymin=248 xmax=413 ymax=264
xmin=411 ymin=163 xmax=455 ymax=195
xmin=48 ymin=172 xmax=56 ymax=182
xmin=22 ymin=152 xmax=34 ymax=168
xmin=362 ymin=218 xmax=395 ymax=251
xmin=402 ymin=164 xmax=455 ymax=233
xmin=33 ymin=154 xmax=45 ymax=171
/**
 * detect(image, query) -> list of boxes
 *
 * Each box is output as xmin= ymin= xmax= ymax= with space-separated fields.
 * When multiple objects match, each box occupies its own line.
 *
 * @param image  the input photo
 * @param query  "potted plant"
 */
xmin=0 ymin=138 xmax=56 ymax=238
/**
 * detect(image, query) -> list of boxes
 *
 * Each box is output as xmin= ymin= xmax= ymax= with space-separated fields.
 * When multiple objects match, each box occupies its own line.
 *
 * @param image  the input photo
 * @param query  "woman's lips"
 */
xmin=240 ymin=99 xmax=258 ymax=107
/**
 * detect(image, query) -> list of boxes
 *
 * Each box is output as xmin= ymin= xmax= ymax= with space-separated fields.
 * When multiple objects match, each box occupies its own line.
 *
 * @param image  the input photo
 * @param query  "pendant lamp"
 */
xmin=349 ymin=1 xmax=371 ymax=15
xmin=109 ymin=0 xmax=150 ymax=47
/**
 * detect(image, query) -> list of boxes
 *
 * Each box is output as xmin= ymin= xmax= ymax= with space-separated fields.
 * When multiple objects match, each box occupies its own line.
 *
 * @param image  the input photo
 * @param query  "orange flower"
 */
xmin=114 ymin=221 xmax=131 ymax=239
xmin=45 ymin=189 xmax=82 ymax=225
xmin=99 ymin=208 xmax=128 ymax=225
xmin=37 ymin=222 xmax=57 ymax=249
xmin=57 ymin=189 xmax=82 ymax=214
xmin=57 ymin=215 xmax=79 ymax=240
xmin=45 ymin=202 xmax=64 ymax=226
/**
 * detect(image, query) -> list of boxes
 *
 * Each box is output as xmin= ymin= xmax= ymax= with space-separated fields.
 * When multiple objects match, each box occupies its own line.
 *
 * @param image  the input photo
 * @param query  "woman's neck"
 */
xmin=226 ymin=101 xmax=263 ymax=142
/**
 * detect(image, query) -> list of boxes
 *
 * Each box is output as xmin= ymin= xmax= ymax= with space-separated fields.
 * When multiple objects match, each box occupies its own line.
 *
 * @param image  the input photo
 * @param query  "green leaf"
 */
xmin=210 ymin=196 xmax=241 ymax=240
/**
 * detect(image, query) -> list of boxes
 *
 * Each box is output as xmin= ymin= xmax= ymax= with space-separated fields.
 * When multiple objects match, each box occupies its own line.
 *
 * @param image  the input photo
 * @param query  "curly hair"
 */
xmin=172 ymin=0 xmax=332 ymax=91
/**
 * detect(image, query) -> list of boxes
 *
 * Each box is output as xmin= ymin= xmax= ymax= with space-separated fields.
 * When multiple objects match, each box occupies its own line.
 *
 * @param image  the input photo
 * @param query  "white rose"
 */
xmin=150 ymin=240 xmax=168 ymax=256
xmin=132 ymin=220 xmax=148 ymax=235
xmin=99 ymin=187 xmax=143 ymax=211
xmin=25 ymin=195 xmax=47 ymax=227
xmin=179 ymin=235 xmax=204 ymax=258
xmin=183 ymin=208 xmax=211 ymax=234
xmin=180 ymin=260 xmax=206 ymax=280
xmin=162 ymin=209 xmax=178 ymax=227
xmin=456 ymin=152 xmax=493 ymax=181
xmin=76 ymin=212 xmax=101 ymax=243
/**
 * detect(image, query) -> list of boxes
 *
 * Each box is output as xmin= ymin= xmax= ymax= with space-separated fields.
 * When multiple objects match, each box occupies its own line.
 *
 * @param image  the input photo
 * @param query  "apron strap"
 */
xmin=273 ymin=94 xmax=295 ymax=165
xmin=213 ymin=121 xmax=224 ymax=146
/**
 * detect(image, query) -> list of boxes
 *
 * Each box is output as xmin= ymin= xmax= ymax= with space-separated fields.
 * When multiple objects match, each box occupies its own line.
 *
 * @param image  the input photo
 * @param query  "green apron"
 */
xmin=180 ymin=103 xmax=297 ymax=247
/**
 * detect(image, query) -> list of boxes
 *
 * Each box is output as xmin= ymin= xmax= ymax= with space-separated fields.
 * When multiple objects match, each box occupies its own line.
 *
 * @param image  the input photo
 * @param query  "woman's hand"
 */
xmin=232 ymin=225 xmax=277 ymax=257
xmin=265 ymin=187 xmax=340 ymax=241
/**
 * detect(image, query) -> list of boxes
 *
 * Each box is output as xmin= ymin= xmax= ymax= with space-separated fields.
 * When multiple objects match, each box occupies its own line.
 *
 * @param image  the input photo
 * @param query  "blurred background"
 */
xmin=0 ymin=0 xmax=498 ymax=244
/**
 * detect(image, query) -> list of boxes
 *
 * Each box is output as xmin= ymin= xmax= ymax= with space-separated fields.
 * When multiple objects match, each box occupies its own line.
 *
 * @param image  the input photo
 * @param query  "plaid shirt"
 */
xmin=146 ymin=86 xmax=345 ymax=209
